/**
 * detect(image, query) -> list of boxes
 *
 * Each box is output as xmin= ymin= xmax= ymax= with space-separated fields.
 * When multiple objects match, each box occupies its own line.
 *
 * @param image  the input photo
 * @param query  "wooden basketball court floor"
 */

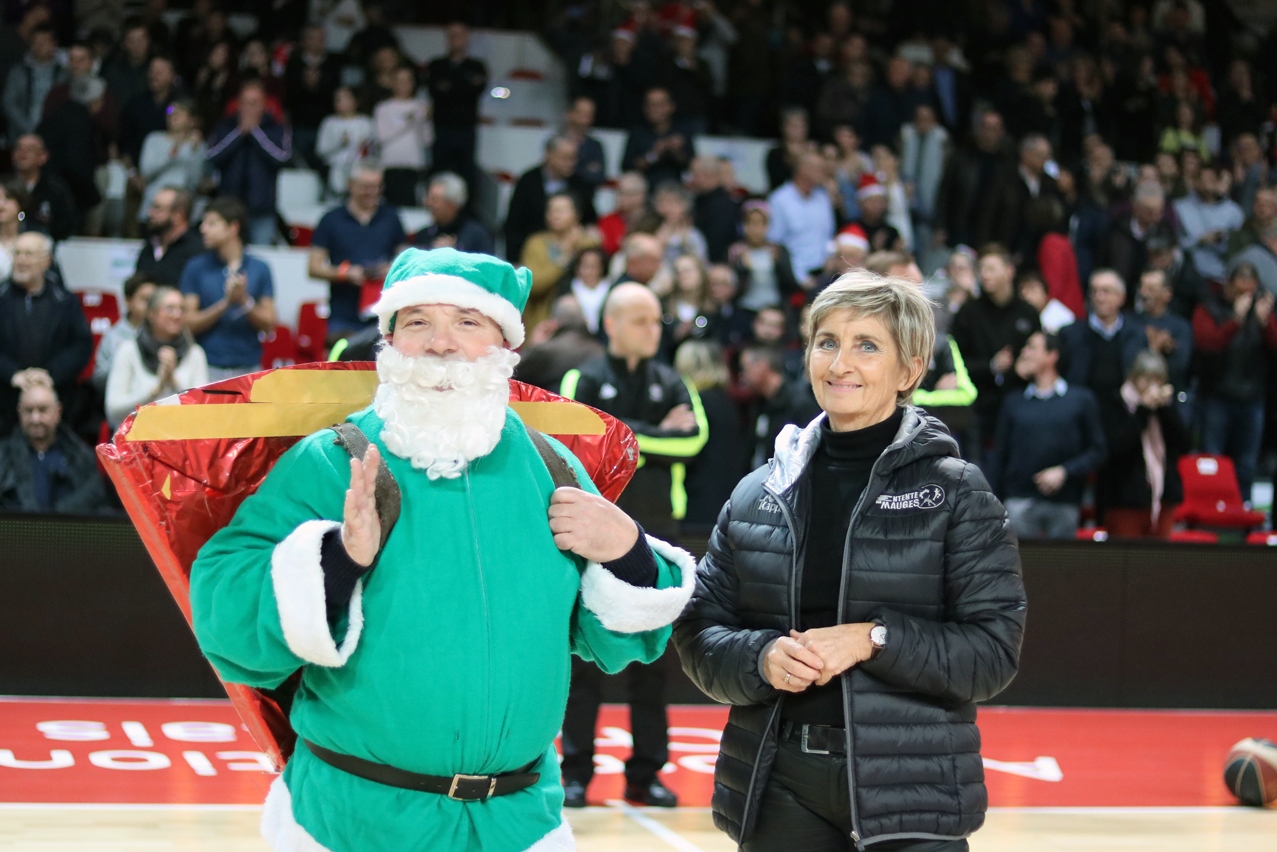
xmin=2 ymin=698 xmax=1274 ymax=850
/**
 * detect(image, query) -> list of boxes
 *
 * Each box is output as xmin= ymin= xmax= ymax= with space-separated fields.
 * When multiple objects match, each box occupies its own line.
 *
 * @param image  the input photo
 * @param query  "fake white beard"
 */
xmin=372 ymin=344 xmax=519 ymax=480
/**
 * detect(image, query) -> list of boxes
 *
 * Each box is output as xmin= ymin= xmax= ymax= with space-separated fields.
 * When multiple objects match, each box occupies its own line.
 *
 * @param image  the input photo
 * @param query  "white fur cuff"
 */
xmin=262 ymin=775 xmax=333 ymax=852
xmin=271 ymin=519 xmax=365 ymax=668
xmin=579 ymin=535 xmax=697 ymax=633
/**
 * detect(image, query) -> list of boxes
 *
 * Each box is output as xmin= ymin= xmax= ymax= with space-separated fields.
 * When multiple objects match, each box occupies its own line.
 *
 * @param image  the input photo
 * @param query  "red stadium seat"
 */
xmin=260 ymin=326 xmax=297 ymax=369
xmin=1076 ymin=527 xmax=1108 ymax=542
xmin=1168 ymin=529 xmax=1219 ymax=544
xmin=1173 ymin=454 xmax=1265 ymax=530
xmin=287 ymin=225 xmax=314 ymax=247
xmin=1246 ymin=532 xmax=1277 ymax=546
xmin=77 ymin=290 xmax=121 ymax=383
xmin=296 ymin=302 xmax=329 ymax=363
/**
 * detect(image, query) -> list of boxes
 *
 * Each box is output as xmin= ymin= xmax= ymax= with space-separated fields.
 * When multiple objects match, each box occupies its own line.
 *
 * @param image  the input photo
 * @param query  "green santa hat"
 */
xmin=371 ymin=247 xmax=532 ymax=348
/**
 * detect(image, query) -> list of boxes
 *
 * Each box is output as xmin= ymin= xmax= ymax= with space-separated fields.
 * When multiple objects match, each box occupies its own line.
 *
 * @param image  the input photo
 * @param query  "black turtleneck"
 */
xmin=783 ymin=406 xmax=903 ymax=726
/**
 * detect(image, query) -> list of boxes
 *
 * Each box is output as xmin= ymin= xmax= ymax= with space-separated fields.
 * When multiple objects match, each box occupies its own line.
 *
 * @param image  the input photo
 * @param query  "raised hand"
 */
xmin=341 ymin=445 xmax=382 ymax=567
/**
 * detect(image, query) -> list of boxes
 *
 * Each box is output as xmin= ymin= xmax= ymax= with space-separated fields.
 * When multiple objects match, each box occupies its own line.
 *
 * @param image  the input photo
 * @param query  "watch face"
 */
xmin=870 ymin=625 xmax=888 ymax=647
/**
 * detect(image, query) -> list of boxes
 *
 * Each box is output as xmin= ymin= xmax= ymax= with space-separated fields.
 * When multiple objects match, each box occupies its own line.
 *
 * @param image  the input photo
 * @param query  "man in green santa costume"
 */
xmin=189 ymin=247 xmax=697 ymax=852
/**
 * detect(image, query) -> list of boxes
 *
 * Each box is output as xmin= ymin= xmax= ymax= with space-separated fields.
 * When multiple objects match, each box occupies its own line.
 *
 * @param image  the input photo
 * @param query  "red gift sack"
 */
xmin=97 ymin=362 xmax=638 ymax=770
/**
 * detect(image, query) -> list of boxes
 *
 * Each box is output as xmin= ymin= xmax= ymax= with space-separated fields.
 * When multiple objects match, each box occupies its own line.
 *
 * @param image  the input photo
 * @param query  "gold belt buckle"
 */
xmin=448 ymin=773 xmax=497 ymax=801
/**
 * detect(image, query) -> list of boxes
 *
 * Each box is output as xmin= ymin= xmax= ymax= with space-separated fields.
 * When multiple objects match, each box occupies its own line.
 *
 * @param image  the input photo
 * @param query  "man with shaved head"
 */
xmin=559 ymin=281 xmax=708 ymax=809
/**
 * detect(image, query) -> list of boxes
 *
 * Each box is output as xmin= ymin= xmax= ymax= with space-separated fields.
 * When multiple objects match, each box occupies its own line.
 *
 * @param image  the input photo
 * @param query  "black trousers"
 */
xmin=744 ymin=738 xmax=970 ymax=852
xmin=382 ymin=168 xmax=421 ymax=208
xmin=560 ymin=656 xmax=669 ymax=787
xmin=430 ymin=125 xmax=478 ymax=197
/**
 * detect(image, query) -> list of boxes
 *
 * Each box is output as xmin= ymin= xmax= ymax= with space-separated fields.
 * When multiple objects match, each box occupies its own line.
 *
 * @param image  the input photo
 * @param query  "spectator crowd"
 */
xmin=1 ymin=0 xmax=1277 ymax=544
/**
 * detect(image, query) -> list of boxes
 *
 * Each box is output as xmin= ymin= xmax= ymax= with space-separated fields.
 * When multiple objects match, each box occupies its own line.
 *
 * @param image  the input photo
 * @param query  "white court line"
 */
xmin=605 ymin=800 xmax=707 ymax=852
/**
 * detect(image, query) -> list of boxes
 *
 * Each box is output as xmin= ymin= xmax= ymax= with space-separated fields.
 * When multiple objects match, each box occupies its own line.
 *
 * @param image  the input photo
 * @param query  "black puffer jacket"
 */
xmin=673 ymin=407 xmax=1026 ymax=849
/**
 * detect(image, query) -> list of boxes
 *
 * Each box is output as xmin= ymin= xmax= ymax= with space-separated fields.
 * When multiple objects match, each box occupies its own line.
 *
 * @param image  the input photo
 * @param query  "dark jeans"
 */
xmin=744 ymin=738 xmax=970 ymax=852
xmin=1199 ymin=395 xmax=1264 ymax=501
xmin=383 ymin=167 xmax=421 ymax=207
xmin=291 ymin=125 xmax=318 ymax=169
xmin=431 ymin=124 xmax=478 ymax=195
xmin=560 ymin=656 xmax=669 ymax=788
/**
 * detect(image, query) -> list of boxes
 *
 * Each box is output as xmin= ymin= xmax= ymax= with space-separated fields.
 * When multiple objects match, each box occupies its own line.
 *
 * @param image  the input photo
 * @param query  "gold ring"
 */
xmin=784 ymin=672 xmax=792 ymax=684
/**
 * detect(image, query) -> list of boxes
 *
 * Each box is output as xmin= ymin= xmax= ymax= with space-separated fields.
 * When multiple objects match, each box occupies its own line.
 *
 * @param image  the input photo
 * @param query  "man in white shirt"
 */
xmin=1174 ymin=164 xmax=1244 ymax=282
xmin=766 ymin=152 xmax=835 ymax=289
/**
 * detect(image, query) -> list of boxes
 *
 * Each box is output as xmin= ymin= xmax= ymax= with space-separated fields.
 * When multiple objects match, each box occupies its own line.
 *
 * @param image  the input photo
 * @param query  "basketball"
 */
xmin=1223 ymin=739 xmax=1277 ymax=807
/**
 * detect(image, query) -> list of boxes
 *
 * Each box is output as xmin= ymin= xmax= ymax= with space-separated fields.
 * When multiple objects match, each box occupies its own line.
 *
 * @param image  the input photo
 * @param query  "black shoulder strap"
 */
xmin=330 ymin=423 xmax=401 ymax=551
xmin=524 ymin=424 xmax=581 ymax=490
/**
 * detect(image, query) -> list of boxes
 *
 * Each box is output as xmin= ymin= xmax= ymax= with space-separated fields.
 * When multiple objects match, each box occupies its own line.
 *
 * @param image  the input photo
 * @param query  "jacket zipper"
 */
xmin=736 ymin=482 xmax=801 ymax=841
xmin=464 ymin=469 xmax=493 ymax=761
xmin=838 ymin=446 xmax=898 ymax=851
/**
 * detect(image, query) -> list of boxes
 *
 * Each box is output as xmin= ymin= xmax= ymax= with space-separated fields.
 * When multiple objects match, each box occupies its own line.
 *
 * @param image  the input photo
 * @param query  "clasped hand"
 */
xmin=764 ymin=625 xmax=876 ymax=693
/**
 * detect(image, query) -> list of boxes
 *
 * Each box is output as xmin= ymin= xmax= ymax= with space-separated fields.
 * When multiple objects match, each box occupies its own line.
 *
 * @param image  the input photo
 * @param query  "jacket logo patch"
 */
xmin=875 ymin=485 xmax=946 ymax=511
xmin=649 ymin=383 xmax=665 ymax=402
xmin=757 ymin=494 xmax=783 ymax=514
xmin=599 ymin=383 xmax=618 ymax=400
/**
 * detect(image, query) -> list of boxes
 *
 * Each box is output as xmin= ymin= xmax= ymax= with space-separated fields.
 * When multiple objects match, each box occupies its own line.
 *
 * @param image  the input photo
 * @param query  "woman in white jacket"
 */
xmin=373 ymin=66 xmax=431 ymax=207
xmin=316 ymin=87 xmax=374 ymax=198
xmin=135 ymin=100 xmax=207 ymax=223
xmin=106 ymin=286 xmax=209 ymax=427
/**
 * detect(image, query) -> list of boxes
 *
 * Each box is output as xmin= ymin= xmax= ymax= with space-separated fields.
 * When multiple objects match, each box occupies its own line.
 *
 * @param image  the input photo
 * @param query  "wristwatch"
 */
xmin=869 ymin=623 xmax=889 ymax=657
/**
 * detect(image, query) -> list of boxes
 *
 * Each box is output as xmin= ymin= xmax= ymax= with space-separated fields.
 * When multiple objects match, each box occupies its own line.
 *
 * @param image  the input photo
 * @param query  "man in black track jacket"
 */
xmin=559 ymin=282 xmax=708 ymax=810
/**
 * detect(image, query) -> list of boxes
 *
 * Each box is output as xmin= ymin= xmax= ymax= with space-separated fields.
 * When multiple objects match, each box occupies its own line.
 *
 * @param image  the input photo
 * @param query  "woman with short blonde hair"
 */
xmin=803 ymin=270 xmax=935 ymax=403
xmin=1100 ymin=349 xmax=1191 ymax=538
xmin=676 ymin=270 xmax=1025 ymax=851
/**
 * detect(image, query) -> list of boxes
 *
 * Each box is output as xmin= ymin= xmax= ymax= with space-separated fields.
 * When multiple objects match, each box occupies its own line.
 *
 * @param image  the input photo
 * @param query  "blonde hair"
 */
xmin=804 ymin=269 xmax=935 ymax=403
xmin=674 ymin=339 xmax=729 ymax=391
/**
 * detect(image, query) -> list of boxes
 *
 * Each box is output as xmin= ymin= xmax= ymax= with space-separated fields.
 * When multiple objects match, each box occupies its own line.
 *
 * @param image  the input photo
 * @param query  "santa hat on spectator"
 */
xmin=834 ymin=224 xmax=870 ymax=253
xmin=372 ymin=248 xmax=531 ymax=347
xmin=856 ymin=173 xmax=887 ymax=201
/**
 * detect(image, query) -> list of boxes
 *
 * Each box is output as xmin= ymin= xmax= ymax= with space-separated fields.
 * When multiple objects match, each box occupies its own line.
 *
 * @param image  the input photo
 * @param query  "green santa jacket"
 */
xmin=189 ymin=405 xmax=696 ymax=852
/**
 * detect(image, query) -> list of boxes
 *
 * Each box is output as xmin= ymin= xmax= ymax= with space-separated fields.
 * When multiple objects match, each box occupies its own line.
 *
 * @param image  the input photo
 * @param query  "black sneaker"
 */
xmin=562 ymin=779 xmax=587 ymax=808
xmin=623 ymin=779 xmax=678 ymax=807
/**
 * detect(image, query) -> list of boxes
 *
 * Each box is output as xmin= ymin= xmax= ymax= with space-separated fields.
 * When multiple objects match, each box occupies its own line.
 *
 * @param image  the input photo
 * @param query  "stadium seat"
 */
xmin=76 ymin=290 xmax=120 ymax=383
xmin=1246 ymin=532 xmax=1277 ymax=546
xmin=1076 ymin=527 xmax=1108 ymax=542
xmin=1173 ymin=454 xmax=1265 ymax=530
xmin=1168 ymin=529 xmax=1219 ymax=544
xmin=286 ymin=225 xmax=315 ymax=247
xmin=296 ymin=302 xmax=329 ymax=363
xmin=277 ymin=169 xmax=322 ymax=210
xmin=260 ymin=325 xmax=297 ymax=369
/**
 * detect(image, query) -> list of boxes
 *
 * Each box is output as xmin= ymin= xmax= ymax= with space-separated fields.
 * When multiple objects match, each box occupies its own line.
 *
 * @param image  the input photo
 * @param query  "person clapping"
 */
xmin=106 ymin=285 xmax=208 ymax=426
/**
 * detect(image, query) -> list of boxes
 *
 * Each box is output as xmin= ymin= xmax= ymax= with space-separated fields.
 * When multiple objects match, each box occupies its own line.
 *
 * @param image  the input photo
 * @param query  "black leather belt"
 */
xmin=303 ymin=740 xmax=540 ymax=802
xmin=780 ymin=721 xmax=847 ymax=755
